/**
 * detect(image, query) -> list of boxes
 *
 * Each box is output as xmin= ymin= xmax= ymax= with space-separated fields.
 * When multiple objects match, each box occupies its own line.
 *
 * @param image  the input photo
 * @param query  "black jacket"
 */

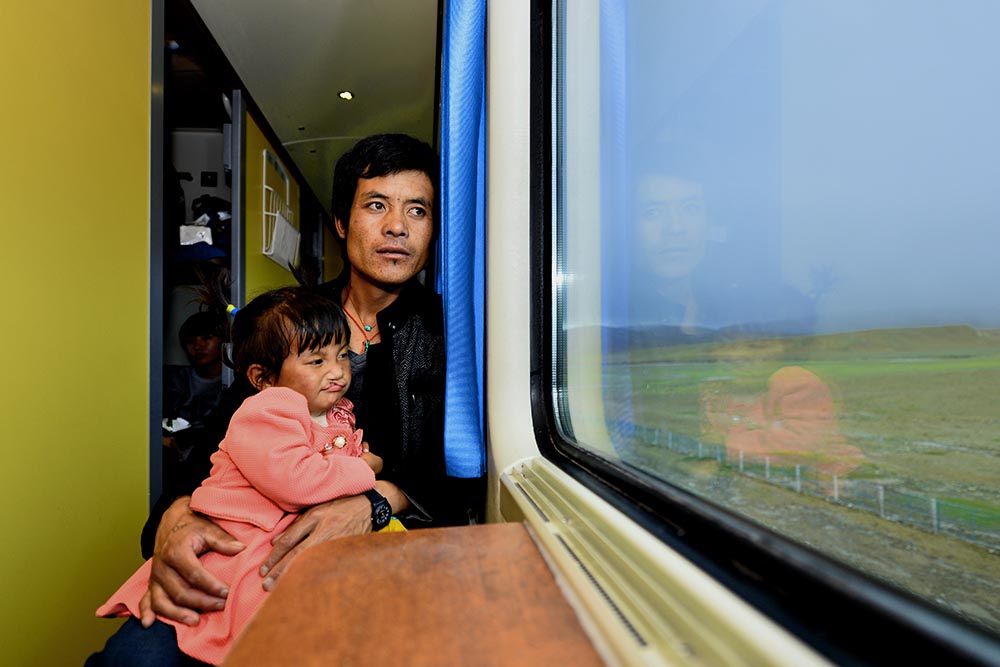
xmin=316 ymin=274 xmax=453 ymax=526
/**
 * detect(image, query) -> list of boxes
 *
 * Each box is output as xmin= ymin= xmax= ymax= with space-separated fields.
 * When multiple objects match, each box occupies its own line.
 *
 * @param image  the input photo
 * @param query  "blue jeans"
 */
xmin=85 ymin=617 xmax=209 ymax=667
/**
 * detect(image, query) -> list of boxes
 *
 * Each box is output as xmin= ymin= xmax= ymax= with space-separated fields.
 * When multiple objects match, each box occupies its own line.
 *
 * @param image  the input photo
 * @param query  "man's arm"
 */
xmin=258 ymin=480 xmax=409 ymax=590
xmin=137 ymin=496 xmax=246 ymax=627
xmin=142 ymin=378 xmax=254 ymax=557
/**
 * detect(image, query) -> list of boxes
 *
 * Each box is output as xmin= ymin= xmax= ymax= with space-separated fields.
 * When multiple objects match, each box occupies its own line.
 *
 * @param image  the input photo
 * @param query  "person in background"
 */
xmin=162 ymin=311 xmax=227 ymax=465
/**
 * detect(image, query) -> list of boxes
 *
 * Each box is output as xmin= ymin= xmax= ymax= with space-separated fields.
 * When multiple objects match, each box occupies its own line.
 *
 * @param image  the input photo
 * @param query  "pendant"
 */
xmin=364 ymin=325 xmax=372 ymax=332
xmin=364 ymin=340 xmax=370 ymax=353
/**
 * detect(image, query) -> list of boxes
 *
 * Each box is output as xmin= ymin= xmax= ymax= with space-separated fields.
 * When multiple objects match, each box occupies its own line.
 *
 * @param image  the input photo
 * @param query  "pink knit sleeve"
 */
xmin=225 ymin=388 xmax=376 ymax=511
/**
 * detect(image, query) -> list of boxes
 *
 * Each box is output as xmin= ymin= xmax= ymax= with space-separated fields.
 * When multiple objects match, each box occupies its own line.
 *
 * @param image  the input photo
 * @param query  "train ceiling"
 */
xmin=171 ymin=0 xmax=440 ymax=217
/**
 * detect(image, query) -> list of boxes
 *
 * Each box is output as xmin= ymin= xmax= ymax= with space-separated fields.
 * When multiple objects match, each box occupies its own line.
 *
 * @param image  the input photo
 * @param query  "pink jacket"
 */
xmin=191 ymin=387 xmax=374 ymax=530
xmin=97 ymin=387 xmax=376 ymax=664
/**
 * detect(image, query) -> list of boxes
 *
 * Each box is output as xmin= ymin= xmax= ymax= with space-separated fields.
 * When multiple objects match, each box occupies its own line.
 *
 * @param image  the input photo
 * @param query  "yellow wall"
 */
xmin=244 ymin=113 xmax=300 ymax=298
xmin=0 ymin=3 xmax=151 ymax=664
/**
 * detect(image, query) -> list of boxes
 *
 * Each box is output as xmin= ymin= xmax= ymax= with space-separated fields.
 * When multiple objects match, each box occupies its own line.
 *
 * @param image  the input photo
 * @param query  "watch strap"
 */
xmin=363 ymin=489 xmax=392 ymax=530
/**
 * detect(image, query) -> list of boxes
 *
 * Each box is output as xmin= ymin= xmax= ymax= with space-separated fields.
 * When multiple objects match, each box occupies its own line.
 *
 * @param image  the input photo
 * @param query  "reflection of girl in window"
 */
xmin=703 ymin=365 xmax=865 ymax=480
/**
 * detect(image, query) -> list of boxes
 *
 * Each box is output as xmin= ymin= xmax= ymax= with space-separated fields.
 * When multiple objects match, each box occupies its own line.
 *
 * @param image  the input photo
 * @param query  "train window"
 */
xmin=549 ymin=0 xmax=1000 ymax=640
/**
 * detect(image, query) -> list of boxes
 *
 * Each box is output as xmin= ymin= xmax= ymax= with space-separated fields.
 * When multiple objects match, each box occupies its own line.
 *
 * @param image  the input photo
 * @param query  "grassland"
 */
xmin=596 ymin=324 xmax=1000 ymax=634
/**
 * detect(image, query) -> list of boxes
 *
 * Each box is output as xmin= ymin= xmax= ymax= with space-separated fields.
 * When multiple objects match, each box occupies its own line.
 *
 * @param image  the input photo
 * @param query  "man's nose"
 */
xmin=383 ymin=207 xmax=408 ymax=236
xmin=663 ymin=211 xmax=695 ymax=235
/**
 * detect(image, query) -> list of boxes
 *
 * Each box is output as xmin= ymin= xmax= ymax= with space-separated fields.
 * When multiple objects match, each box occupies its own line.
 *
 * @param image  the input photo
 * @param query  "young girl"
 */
xmin=97 ymin=287 xmax=386 ymax=665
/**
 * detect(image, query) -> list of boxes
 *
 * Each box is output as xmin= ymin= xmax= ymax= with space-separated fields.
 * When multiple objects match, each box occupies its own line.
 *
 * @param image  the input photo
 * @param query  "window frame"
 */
xmin=525 ymin=1 xmax=1000 ymax=664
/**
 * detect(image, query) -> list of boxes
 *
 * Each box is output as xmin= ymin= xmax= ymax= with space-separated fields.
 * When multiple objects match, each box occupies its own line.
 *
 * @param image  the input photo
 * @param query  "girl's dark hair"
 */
xmin=229 ymin=287 xmax=349 ymax=386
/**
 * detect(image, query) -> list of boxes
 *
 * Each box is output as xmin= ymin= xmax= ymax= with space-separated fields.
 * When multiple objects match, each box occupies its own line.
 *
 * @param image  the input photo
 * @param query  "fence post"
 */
xmin=795 ymin=465 xmax=801 ymax=492
xmin=765 ymin=457 xmax=770 ymax=480
xmin=878 ymin=485 xmax=885 ymax=518
xmin=653 ymin=429 xmax=660 ymax=445
xmin=739 ymin=450 xmax=744 ymax=472
xmin=668 ymin=431 xmax=672 ymax=448
xmin=930 ymin=498 xmax=939 ymax=533
xmin=698 ymin=441 xmax=703 ymax=458
xmin=833 ymin=474 xmax=839 ymax=501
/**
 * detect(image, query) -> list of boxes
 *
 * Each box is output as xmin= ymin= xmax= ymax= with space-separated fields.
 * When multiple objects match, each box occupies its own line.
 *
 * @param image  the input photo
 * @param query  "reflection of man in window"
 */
xmin=630 ymin=148 xmax=814 ymax=336
xmin=627 ymin=146 xmax=864 ymax=481
xmin=634 ymin=171 xmax=711 ymax=334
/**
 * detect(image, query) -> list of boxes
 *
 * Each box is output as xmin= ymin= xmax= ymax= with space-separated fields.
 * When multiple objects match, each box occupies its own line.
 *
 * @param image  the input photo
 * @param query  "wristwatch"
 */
xmin=363 ymin=489 xmax=392 ymax=530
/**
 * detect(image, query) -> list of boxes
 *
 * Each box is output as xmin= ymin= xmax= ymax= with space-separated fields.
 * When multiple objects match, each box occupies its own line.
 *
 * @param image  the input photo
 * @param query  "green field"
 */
xmin=607 ymin=325 xmax=1000 ymax=504
xmin=595 ymin=325 xmax=1000 ymax=634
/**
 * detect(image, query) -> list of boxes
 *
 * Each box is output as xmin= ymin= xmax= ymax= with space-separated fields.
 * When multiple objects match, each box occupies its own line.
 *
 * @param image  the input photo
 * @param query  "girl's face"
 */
xmin=267 ymin=340 xmax=352 ymax=417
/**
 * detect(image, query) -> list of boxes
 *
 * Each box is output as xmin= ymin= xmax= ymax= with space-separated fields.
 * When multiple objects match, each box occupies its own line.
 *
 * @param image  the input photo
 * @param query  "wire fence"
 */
xmin=613 ymin=421 xmax=1000 ymax=552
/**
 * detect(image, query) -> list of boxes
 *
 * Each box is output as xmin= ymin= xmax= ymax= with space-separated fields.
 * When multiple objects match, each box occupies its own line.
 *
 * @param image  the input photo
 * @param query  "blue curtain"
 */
xmin=438 ymin=0 xmax=486 ymax=477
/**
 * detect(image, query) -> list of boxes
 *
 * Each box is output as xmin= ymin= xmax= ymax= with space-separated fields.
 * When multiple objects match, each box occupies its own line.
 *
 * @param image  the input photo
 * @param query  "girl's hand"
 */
xmin=361 ymin=451 xmax=383 ymax=474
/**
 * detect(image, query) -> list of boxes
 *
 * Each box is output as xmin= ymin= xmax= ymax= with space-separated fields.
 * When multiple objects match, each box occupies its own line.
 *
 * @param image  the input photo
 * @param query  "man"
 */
xmin=135 ymin=135 xmax=456 ymax=639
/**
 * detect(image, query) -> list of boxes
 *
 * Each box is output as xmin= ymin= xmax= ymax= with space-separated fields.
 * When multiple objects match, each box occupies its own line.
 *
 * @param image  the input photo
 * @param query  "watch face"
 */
xmin=366 ymin=490 xmax=392 ymax=529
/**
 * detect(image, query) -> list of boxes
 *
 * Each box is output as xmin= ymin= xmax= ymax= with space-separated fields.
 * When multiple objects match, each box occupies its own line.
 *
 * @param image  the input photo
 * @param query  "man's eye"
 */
xmin=367 ymin=201 xmax=385 ymax=211
xmin=308 ymin=359 xmax=323 ymax=366
xmin=409 ymin=206 xmax=426 ymax=217
xmin=641 ymin=205 xmax=664 ymax=220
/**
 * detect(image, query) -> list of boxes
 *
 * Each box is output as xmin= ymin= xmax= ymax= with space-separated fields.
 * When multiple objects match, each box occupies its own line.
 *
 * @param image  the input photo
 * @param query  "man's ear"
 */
xmin=247 ymin=365 xmax=273 ymax=391
xmin=334 ymin=217 xmax=348 ymax=240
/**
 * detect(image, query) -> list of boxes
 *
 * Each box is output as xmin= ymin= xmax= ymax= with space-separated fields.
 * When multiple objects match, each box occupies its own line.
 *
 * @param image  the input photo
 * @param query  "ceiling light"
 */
xmin=338 ymin=91 xmax=354 ymax=101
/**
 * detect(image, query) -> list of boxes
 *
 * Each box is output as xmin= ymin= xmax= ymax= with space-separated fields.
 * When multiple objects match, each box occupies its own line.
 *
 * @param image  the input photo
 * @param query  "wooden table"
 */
xmin=223 ymin=522 xmax=605 ymax=666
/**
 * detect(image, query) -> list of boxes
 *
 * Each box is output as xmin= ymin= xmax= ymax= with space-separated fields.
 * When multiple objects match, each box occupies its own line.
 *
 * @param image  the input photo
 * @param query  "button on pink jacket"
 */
xmin=97 ymin=387 xmax=376 ymax=665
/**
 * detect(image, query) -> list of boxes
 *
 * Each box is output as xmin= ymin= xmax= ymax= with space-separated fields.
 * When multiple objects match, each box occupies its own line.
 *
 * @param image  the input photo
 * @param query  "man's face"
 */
xmin=336 ymin=170 xmax=434 ymax=289
xmin=635 ymin=174 xmax=708 ymax=281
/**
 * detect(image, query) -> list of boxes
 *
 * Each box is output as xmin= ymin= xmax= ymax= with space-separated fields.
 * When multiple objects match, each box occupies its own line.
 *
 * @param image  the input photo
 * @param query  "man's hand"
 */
xmin=258 ymin=494 xmax=372 ymax=591
xmin=138 ymin=496 xmax=245 ymax=627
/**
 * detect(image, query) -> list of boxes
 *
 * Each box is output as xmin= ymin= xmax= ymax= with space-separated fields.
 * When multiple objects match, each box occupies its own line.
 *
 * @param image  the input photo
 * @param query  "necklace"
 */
xmin=343 ymin=287 xmax=378 ymax=353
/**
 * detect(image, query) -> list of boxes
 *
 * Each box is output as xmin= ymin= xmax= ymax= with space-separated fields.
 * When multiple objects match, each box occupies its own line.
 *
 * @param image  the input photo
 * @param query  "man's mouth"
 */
xmin=659 ymin=246 xmax=693 ymax=256
xmin=376 ymin=245 xmax=410 ymax=259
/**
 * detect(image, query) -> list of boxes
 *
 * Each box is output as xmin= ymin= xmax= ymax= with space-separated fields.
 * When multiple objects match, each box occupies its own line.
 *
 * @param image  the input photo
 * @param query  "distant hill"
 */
xmin=591 ymin=324 xmax=1000 ymax=363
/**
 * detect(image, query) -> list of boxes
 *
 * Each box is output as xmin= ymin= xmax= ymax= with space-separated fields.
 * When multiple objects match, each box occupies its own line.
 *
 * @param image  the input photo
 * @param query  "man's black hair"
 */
xmin=330 ymin=133 xmax=439 ymax=236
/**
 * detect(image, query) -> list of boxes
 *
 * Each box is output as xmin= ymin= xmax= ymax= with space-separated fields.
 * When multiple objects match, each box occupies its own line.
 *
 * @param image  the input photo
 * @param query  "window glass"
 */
xmin=555 ymin=0 xmax=1000 ymax=635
